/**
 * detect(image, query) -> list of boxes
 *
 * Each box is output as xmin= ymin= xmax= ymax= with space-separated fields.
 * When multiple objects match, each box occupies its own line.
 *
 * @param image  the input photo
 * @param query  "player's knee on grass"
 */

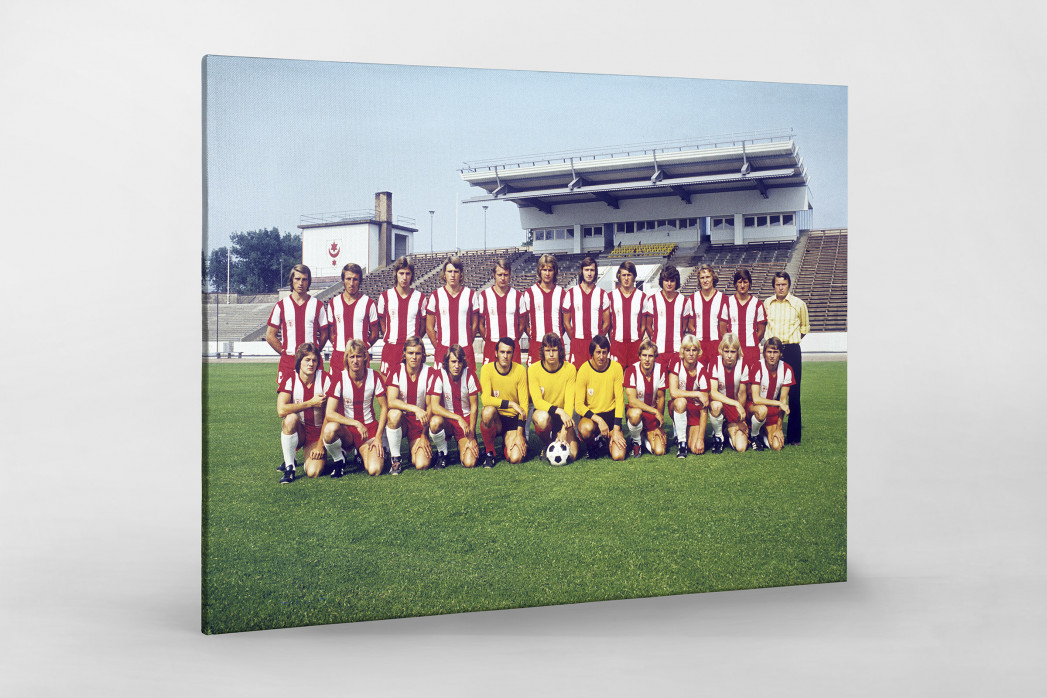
xmin=282 ymin=413 xmax=300 ymax=434
xmin=767 ymin=424 xmax=785 ymax=451
xmin=626 ymin=408 xmax=642 ymax=426
xmin=411 ymin=439 xmax=431 ymax=469
xmin=649 ymin=429 xmax=667 ymax=455
xmin=460 ymin=439 xmax=478 ymax=468
xmin=505 ymin=434 xmax=526 ymax=463
xmin=609 ymin=440 xmax=626 ymax=461
xmin=688 ymin=426 xmax=705 ymax=455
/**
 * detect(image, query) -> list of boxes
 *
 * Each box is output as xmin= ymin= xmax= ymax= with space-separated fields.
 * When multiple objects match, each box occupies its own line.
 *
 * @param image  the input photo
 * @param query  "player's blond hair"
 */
xmin=440 ymin=256 xmax=464 ymax=284
xmin=345 ymin=338 xmax=368 ymax=358
xmin=718 ymin=332 xmax=741 ymax=355
xmin=638 ymin=337 xmax=659 ymax=357
xmin=536 ymin=254 xmax=558 ymax=284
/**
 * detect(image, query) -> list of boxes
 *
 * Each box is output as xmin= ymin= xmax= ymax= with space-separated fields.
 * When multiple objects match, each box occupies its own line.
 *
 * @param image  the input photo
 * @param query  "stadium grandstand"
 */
xmin=203 ymin=131 xmax=845 ymax=358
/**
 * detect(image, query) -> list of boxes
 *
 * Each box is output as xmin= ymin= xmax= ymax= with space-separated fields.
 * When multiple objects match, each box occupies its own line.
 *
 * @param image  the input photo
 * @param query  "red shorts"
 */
xmin=348 ymin=421 xmax=380 ymax=449
xmin=741 ymin=346 xmax=761 ymax=371
xmin=686 ymin=400 xmax=705 ymax=427
xmin=483 ymin=339 xmax=521 ymax=365
xmin=722 ymin=403 xmax=744 ymax=423
xmin=610 ymin=339 xmax=640 ymax=369
xmin=655 ymin=352 xmax=678 ymax=373
xmin=699 ymin=340 xmax=720 ymax=368
xmin=569 ymin=337 xmax=591 ymax=369
xmin=329 ymin=350 xmax=345 ymax=376
xmin=445 ymin=414 xmax=471 ymax=442
xmin=640 ymin=411 xmax=661 ymax=433
xmin=380 ymin=342 xmax=404 ymax=380
xmin=401 ymin=412 xmax=427 ymax=442
xmin=300 ymin=423 xmax=322 ymax=446
xmin=277 ymin=355 xmax=296 ymax=387
xmin=745 ymin=399 xmax=780 ymax=426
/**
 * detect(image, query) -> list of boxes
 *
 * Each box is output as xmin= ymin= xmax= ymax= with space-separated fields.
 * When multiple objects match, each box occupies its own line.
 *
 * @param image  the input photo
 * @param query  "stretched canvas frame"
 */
xmin=202 ymin=55 xmax=847 ymax=634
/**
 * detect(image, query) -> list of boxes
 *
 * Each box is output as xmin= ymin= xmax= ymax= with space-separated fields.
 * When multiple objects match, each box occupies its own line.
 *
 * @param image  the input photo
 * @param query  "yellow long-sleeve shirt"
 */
xmin=480 ymin=361 xmax=529 ymax=417
xmin=528 ymin=360 xmax=576 ymax=415
xmin=575 ymin=359 xmax=625 ymax=422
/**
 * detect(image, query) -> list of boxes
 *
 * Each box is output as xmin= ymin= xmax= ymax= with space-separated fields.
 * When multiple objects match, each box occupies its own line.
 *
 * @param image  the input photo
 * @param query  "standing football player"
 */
xmin=623 ymin=338 xmax=668 ymax=458
xmin=608 ymin=260 xmax=647 ymax=370
xmin=266 ymin=264 xmax=329 ymax=387
xmin=385 ymin=337 xmax=440 ymax=474
xmin=326 ymin=262 xmax=380 ymax=376
xmin=687 ymin=264 xmax=727 ymax=371
xmin=745 ymin=336 xmax=795 ymax=452
xmin=479 ymin=337 xmax=529 ymax=468
xmin=562 ymin=255 xmax=610 ymax=369
xmin=376 ymin=256 xmax=427 ymax=381
xmin=527 ymin=333 xmax=579 ymax=462
xmin=521 ymin=254 xmax=566 ymax=367
xmin=429 ymin=344 xmax=481 ymax=468
xmin=718 ymin=268 xmax=766 ymax=370
xmin=321 ymin=339 xmax=388 ymax=476
xmin=574 ymin=335 xmax=627 ymax=461
xmin=426 ymin=255 xmax=477 ymax=367
xmin=667 ymin=334 xmax=710 ymax=458
xmin=276 ymin=342 xmax=330 ymax=484
xmin=642 ymin=264 xmax=693 ymax=372
xmin=707 ymin=332 xmax=750 ymax=453
xmin=476 ymin=256 xmax=524 ymax=365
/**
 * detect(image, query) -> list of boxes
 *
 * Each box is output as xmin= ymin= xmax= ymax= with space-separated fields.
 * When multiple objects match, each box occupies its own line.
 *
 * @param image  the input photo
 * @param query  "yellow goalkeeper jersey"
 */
xmin=575 ymin=359 xmax=625 ymax=418
xmin=480 ymin=361 xmax=529 ymax=417
xmin=528 ymin=360 xmax=576 ymax=415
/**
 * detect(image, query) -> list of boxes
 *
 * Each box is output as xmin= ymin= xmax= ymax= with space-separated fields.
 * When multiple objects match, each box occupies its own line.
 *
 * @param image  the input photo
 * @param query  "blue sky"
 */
xmin=204 ymin=56 xmax=847 ymax=255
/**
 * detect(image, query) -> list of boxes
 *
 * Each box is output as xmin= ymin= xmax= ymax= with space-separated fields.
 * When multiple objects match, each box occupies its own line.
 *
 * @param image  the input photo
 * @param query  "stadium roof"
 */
xmin=459 ymin=131 xmax=809 ymax=214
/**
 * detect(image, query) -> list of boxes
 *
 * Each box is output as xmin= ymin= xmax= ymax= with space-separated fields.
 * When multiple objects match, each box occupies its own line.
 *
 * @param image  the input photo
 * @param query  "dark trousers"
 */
xmin=781 ymin=343 xmax=802 ymax=443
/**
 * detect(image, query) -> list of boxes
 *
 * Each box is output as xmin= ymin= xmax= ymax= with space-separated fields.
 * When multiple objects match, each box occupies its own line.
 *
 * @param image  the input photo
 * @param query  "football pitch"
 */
xmin=202 ymin=361 xmax=846 ymax=634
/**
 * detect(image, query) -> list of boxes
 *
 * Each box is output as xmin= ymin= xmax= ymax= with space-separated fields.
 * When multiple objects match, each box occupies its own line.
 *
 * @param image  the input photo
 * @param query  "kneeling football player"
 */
xmin=479 ymin=337 xmax=529 ymax=467
xmin=429 ymin=344 xmax=481 ymax=468
xmin=745 ymin=336 xmax=795 ymax=451
xmin=385 ymin=337 xmax=440 ymax=474
xmin=321 ymin=339 xmax=388 ymax=476
xmin=276 ymin=342 xmax=330 ymax=483
xmin=624 ymin=339 xmax=668 ymax=457
xmin=528 ymin=333 xmax=579 ymax=462
xmin=708 ymin=332 xmax=750 ymax=453
xmin=667 ymin=334 xmax=710 ymax=457
xmin=575 ymin=334 xmax=627 ymax=461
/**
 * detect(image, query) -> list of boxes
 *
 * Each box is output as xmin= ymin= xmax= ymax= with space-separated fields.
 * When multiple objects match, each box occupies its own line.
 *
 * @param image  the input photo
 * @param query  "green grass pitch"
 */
xmin=202 ymin=361 xmax=846 ymax=634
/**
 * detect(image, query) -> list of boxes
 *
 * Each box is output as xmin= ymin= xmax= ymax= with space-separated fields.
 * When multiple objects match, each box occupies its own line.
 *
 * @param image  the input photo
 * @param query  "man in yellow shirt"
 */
xmin=763 ymin=272 xmax=809 ymax=445
xmin=575 ymin=335 xmax=627 ymax=461
xmin=479 ymin=337 xmax=529 ymax=467
xmin=528 ymin=333 xmax=579 ymax=462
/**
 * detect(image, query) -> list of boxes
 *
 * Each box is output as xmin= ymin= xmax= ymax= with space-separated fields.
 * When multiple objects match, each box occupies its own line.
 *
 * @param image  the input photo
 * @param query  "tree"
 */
xmin=205 ymin=228 xmax=302 ymax=295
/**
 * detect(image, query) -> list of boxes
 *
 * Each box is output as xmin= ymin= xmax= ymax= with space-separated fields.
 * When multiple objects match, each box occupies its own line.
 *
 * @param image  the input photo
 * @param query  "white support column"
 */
xmin=574 ymin=224 xmax=583 ymax=253
xmin=734 ymin=213 xmax=745 ymax=245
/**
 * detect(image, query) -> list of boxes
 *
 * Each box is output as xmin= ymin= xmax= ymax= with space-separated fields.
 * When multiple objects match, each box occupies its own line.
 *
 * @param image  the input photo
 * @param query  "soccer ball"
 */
xmin=545 ymin=439 xmax=571 ymax=466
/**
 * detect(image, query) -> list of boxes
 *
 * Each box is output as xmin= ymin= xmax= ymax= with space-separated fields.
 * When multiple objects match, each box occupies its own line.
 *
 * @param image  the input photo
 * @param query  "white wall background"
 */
xmin=4 ymin=2 xmax=1045 ymax=696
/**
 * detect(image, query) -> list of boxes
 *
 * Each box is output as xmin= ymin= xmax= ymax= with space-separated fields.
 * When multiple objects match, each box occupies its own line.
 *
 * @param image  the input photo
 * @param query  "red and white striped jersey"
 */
xmin=331 ymin=368 xmax=386 ymax=425
xmin=561 ymin=285 xmax=610 ymax=340
xmin=608 ymin=288 xmax=646 ymax=343
xmin=642 ymin=291 xmax=693 ymax=355
xmin=267 ymin=295 xmax=328 ymax=357
xmin=718 ymin=294 xmax=766 ymax=349
xmin=433 ymin=367 xmax=480 ymax=418
xmin=746 ymin=359 xmax=795 ymax=401
xmin=624 ymin=361 xmax=666 ymax=408
xmin=326 ymin=293 xmax=378 ymax=351
xmin=388 ymin=364 xmax=439 ymax=411
xmin=278 ymin=370 xmax=330 ymax=431
xmin=522 ymin=284 xmax=566 ymax=344
xmin=426 ymin=286 xmax=476 ymax=349
xmin=476 ymin=287 xmax=524 ymax=343
xmin=709 ymin=357 xmax=746 ymax=402
xmin=689 ymin=290 xmax=727 ymax=342
xmin=376 ymin=288 xmax=427 ymax=344
xmin=667 ymin=356 xmax=710 ymax=396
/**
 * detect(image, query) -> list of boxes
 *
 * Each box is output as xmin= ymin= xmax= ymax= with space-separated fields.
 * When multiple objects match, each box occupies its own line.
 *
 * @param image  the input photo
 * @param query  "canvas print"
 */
xmin=202 ymin=56 xmax=847 ymax=634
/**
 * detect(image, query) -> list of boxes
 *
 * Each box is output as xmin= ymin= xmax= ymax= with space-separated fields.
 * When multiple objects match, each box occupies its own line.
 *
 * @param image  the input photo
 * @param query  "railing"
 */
xmin=299 ymin=210 xmax=417 ymax=227
xmin=459 ymin=128 xmax=795 ymax=173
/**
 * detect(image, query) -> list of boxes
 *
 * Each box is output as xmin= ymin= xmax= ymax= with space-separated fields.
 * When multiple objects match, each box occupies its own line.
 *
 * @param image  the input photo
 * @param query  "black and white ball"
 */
xmin=545 ymin=439 xmax=571 ymax=466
